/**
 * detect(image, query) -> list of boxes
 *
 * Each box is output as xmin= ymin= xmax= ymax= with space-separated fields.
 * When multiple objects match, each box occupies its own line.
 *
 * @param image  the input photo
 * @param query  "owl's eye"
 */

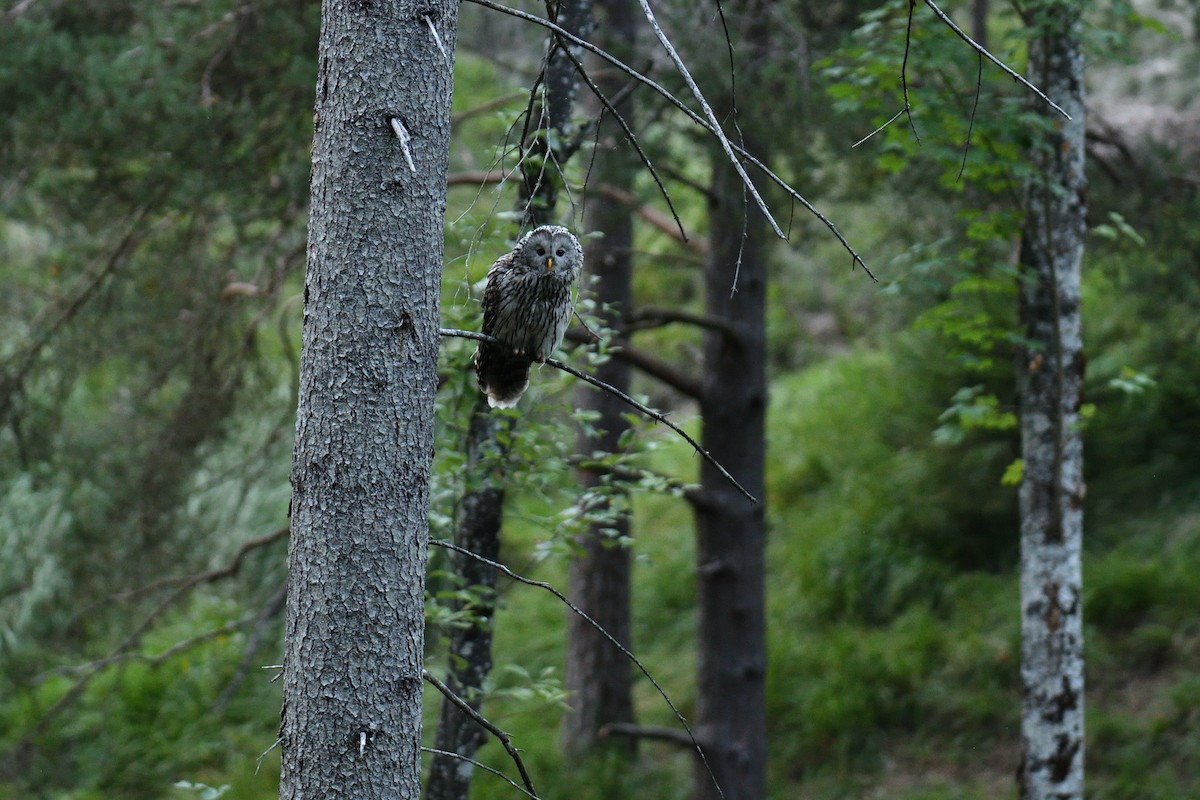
xmin=556 ymin=248 xmax=566 ymax=257
xmin=536 ymin=247 xmax=547 ymax=256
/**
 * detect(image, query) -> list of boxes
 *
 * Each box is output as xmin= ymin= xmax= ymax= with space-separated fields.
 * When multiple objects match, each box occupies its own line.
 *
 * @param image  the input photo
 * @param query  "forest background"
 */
xmin=2 ymin=0 xmax=1199 ymax=798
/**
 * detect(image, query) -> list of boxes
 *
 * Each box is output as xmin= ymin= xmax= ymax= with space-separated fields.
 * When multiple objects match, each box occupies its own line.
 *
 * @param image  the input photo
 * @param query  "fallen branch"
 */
xmin=439 ymin=328 xmax=755 ymax=504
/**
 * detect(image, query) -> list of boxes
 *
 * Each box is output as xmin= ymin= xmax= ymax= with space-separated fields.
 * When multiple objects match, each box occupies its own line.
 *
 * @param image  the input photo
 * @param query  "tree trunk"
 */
xmin=425 ymin=3 xmax=590 ymax=796
xmin=1014 ymin=3 xmax=1086 ymax=799
xmin=562 ymin=0 xmax=638 ymax=755
xmin=692 ymin=138 xmax=769 ymax=800
xmin=281 ymin=2 xmax=457 ymax=798
xmin=425 ymin=404 xmax=510 ymax=800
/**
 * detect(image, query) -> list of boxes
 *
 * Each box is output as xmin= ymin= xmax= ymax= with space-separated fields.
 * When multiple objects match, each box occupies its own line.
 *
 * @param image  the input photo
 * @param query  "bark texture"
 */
xmin=562 ymin=0 xmax=638 ymax=753
xmin=692 ymin=137 xmax=769 ymax=800
xmin=1015 ymin=4 xmax=1086 ymax=799
xmin=281 ymin=2 xmax=457 ymax=798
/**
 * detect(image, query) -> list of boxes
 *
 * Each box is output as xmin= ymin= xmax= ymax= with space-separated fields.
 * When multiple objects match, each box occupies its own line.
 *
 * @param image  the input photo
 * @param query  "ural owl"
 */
xmin=474 ymin=225 xmax=583 ymax=408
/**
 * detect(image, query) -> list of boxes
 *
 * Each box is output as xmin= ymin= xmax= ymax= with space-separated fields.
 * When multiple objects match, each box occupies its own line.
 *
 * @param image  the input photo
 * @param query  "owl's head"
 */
xmin=514 ymin=225 xmax=582 ymax=277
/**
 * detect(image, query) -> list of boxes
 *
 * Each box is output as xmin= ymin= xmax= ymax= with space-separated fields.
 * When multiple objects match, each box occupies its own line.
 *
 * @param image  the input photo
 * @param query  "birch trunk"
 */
xmin=1015 ymin=3 xmax=1086 ymax=798
xmin=281 ymin=2 xmax=457 ymax=797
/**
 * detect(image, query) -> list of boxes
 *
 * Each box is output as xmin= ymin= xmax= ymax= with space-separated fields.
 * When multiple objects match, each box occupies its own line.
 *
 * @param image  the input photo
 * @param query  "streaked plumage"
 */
xmin=475 ymin=225 xmax=582 ymax=408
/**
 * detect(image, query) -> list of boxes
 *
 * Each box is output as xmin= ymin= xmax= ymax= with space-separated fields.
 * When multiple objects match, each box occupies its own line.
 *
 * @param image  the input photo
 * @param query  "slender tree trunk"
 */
xmin=562 ymin=0 xmax=638 ymax=755
xmin=692 ymin=135 xmax=769 ymax=800
xmin=1015 ymin=3 xmax=1086 ymax=799
xmin=425 ymin=406 xmax=510 ymax=800
xmin=281 ymin=2 xmax=457 ymax=798
xmin=424 ymin=3 xmax=590 ymax=796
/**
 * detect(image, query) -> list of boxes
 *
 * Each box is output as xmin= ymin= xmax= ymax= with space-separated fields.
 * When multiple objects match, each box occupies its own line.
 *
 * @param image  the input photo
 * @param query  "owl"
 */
xmin=474 ymin=225 xmax=583 ymax=408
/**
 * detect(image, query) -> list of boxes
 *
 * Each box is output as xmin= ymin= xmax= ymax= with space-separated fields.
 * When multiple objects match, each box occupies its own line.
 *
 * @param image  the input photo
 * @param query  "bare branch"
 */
xmin=440 ymin=328 xmax=755 ymax=503
xmin=556 ymin=39 xmax=688 ymax=241
xmin=464 ymin=0 xmax=873 ymax=279
xmin=421 ymin=748 xmax=540 ymax=800
xmin=957 ymin=51 xmax=983 ymax=182
xmin=564 ymin=327 xmax=702 ymax=399
xmin=854 ymin=0 xmax=921 ymax=148
xmin=422 ymin=669 xmax=541 ymax=800
xmin=625 ymin=306 xmax=743 ymax=343
xmin=594 ymin=183 xmax=708 ymax=254
xmin=599 ymin=722 xmax=699 ymax=748
xmin=633 ymin=0 xmax=782 ymax=239
xmin=211 ymin=582 xmax=287 ymax=712
xmin=428 ymin=538 xmax=724 ymax=798
xmin=2 ymin=525 xmax=289 ymax=771
xmin=924 ymin=0 xmax=1070 ymax=119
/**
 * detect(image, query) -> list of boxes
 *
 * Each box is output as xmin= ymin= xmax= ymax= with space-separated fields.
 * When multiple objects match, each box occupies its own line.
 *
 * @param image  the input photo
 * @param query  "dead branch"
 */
xmin=563 ymin=327 xmax=702 ymax=400
xmin=464 ymin=0 xmax=873 ymax=281
xmin=422 ymin=669 xmax=541 ymax=800
xmin=599 ymin=722 xmax=699 ymax=748
xmin=633 ymin=0 xmax=782 ymax=238
xmin=439 ymin=328 xmax=753 ymax=503
xmin=594 ymin=183 xmax=709 ymax=254
xmin=421 ymin=747 xmax=540 ymax=800
xmin=625 ymin=306 xmax=743 ymax=344
xmin=855 ymin=0 xmax=921 ymax=148
xmin=0 ymin=205 xmax=152 ymax=427
xmin=1 ymin=525 xmax=289 ymax=774
xmin=924 ymin=0 xmax=1069 ymax=118
xmin=211 ymin=582 xmax=287 ymax=712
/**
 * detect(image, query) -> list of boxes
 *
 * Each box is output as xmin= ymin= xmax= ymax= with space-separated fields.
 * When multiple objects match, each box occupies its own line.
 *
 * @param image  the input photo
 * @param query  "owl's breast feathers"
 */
xmin=474 ymin=258 xmax=577 ymax=408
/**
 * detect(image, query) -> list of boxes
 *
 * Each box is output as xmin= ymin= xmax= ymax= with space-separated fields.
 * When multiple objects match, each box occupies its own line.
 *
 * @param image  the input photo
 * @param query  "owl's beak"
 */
xmin=545 ymin=257 xmax=554 ymax=271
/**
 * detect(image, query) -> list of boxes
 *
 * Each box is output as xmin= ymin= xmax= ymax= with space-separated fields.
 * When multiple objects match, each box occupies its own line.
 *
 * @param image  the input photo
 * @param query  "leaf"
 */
xmin=1000 ymin=459 xmax=1024 ymax=487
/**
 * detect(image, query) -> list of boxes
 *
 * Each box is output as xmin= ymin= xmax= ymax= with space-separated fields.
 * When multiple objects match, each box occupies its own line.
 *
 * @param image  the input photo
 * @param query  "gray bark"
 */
xmin=692 ymin=135 xmax=769 ymax=800
xmin=1015 ymin=3 xmax=1086 ymax=799
xmin=562 ymin=0 xmax=638 ymax=755
xmin=281 ymin=2 xmax=457 ymax=798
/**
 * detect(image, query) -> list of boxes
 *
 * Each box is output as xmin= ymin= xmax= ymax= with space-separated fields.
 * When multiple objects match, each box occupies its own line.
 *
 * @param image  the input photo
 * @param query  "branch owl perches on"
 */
xmin=474 ymin=225 xmax=582 ymax=408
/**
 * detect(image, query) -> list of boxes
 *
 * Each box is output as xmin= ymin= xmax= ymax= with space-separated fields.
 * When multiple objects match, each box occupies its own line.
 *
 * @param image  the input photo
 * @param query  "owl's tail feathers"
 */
xmin=475 ymin=345 xmax=531 ymax=409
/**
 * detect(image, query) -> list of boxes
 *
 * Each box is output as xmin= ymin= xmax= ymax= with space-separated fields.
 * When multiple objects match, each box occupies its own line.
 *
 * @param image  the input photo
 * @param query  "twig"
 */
xmin=422 ymin=669 xmax=540 ymax=800
xmin=465 ymin=0 xmax=875 ymax=279
xmin=439 ymin=328 xmax=756 ymax=504
xmin=923 ymin=0 xmax=1069 ymax=119
xmin=2 ymin=525 xmax=289 ymax=770
xmin=255 ymin=737 xmax=283 ymax=775
xmin=429 ymin=539 xmax=723 ymax=798
xmin=634 ymin=0 xmax=783 ymax=239
xmin=421 ymin=748 xmax=540 ymax=800
xmin=211 ymin=583 xmax=287 ymax=712
xmin=956 ymin=51 xmax=983 ymax=182
xmin=389 ymin=117 xmax=418 ymax=173
xmin=855 ymin=0 xmax=922 ymax=148
xmin=557 ymin=38 xmax=688 ymax=242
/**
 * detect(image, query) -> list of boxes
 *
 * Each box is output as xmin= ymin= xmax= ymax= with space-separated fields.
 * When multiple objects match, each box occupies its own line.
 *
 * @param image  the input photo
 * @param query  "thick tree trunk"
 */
xmin=281 ymin=2 xmax=457 ymax=798
xmin=562 ymin=0 xmax=638 ymax=754
xmin=1015 ymin=4 xmax=1086 ymax=799
xmin=692 ymin=139 xmax=769 ymax=800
